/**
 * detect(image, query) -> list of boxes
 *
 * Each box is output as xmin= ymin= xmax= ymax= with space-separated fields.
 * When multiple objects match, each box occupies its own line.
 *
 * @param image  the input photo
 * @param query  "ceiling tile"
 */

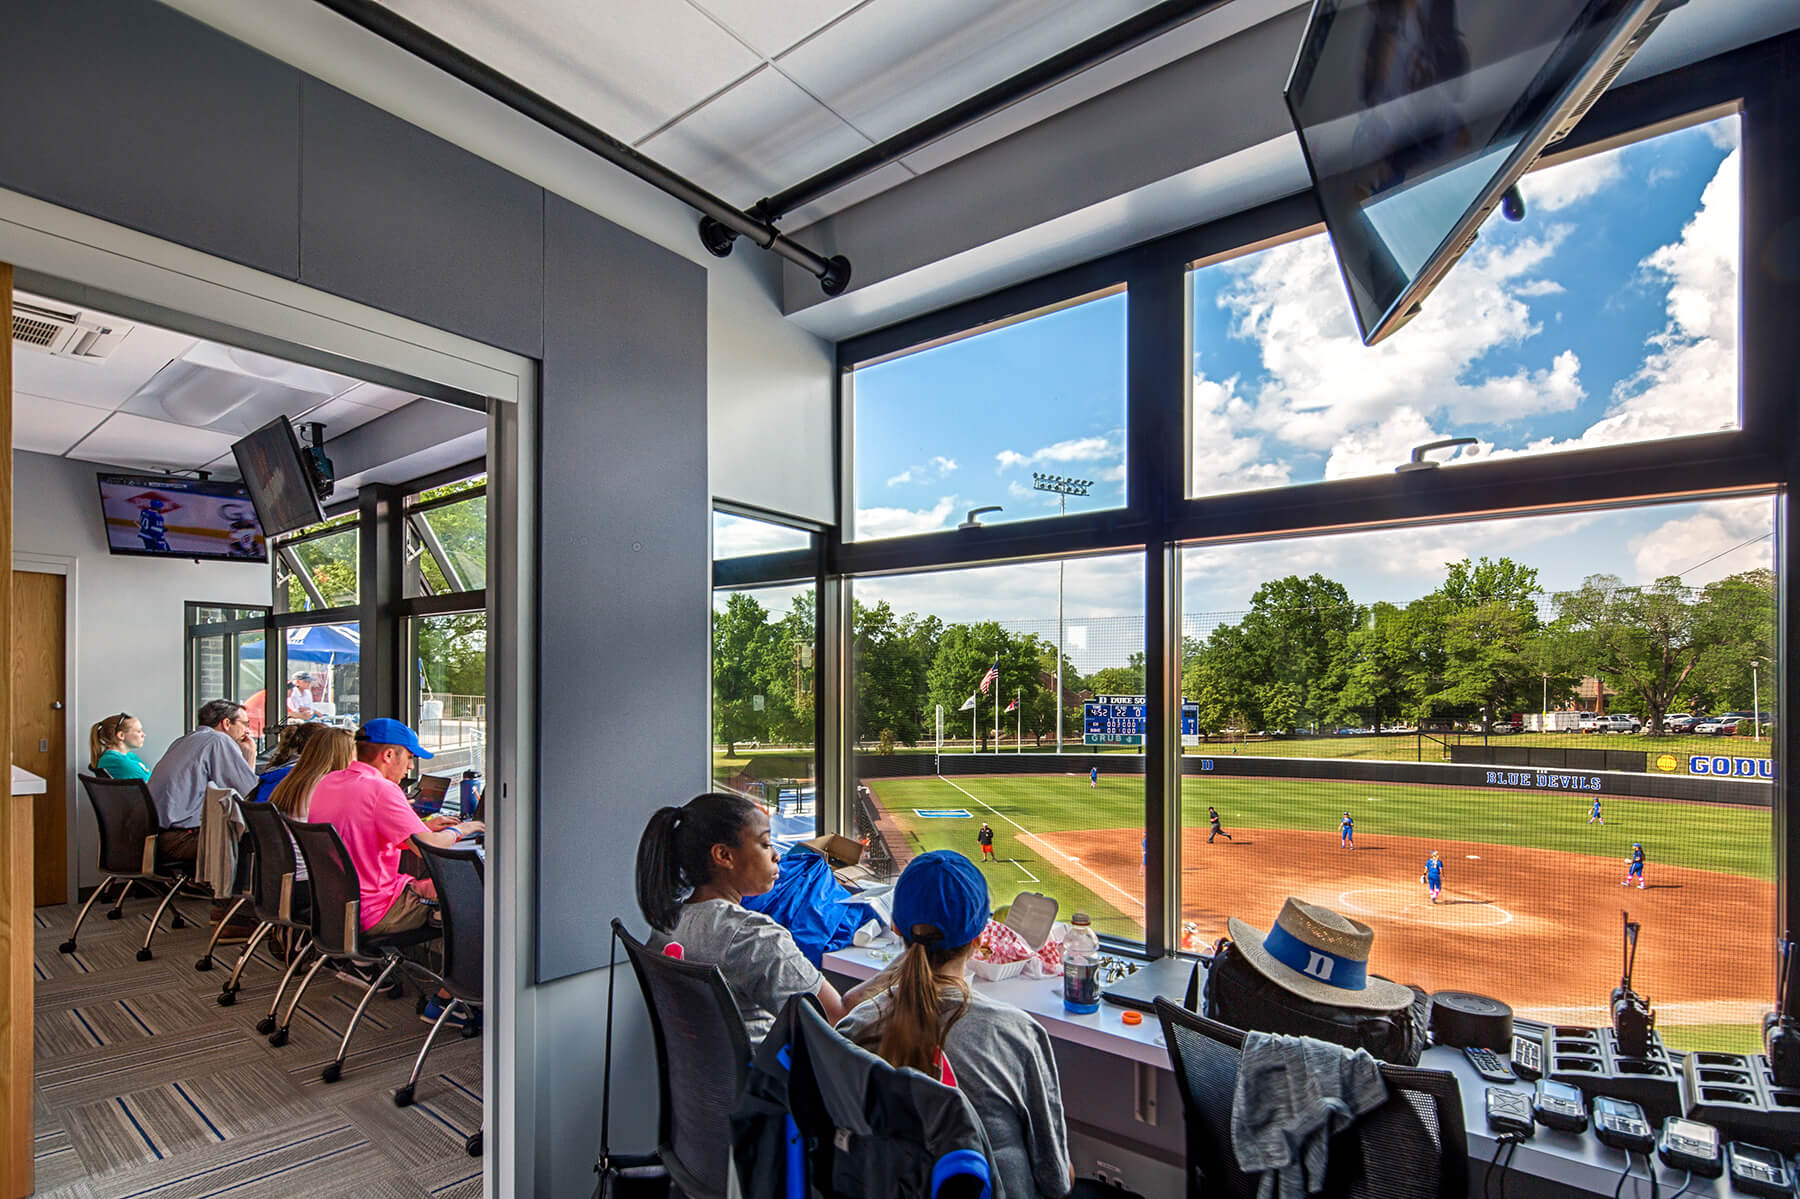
xmin=9 ymin=305 xmax=197 ymax=412
xmin=12 ymin=392 xmax=110 ymax=456
xmin=335 ymin=382 xmax=424 ymax=412
xmin=377 ymin=0 xmax=762 ymax=143
xmin=297 ymin=396 xmax=391 ymax=437
xmin=66 ymin=411 xmax=242 ymax=473
xmin=640 ymin=67 xmax=872 ymax=205
xmin=778 ymin=0 xmax=1165 ymax=142
xmin=687 ymin=0 xmax=864 ymax=59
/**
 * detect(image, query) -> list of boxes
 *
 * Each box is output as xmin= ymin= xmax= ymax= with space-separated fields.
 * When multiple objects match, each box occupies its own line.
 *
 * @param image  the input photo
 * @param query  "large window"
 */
xmin=184 ymin=603 xmax=270 ymax=735
xmin=403 ymin=476 xmax=488 ymax=777
xmin=1178 ymin=498 xmax=1776 ymax=1053
xmin=849 ymin=553 xmax=1147 ymax=942
xmin=271 ymin=621 xmax=362 ymax=730
xmin=712 ymin=511 xmax=821 ymax=843
xmin=1187 ymin=115 xmax=1741 ymax=498
xmin=411 ymin=612 xmax=487 ymax=774
xmin=407 ymin=477 xmax=487 ymax=596
xmin=847 ymin=289 xmax=1127 ymax=541
xmin=275 ymin=514 xmax=358 ymax=612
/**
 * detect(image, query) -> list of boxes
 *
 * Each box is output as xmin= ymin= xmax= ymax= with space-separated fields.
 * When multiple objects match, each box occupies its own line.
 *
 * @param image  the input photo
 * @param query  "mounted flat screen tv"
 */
xmin=1285 ymin=0 xmax=1684 ymax=345
xmin=96 ymin=473 xmax=267 ymax=562
xmin=231 ymin=415 xmax=325 ymax=538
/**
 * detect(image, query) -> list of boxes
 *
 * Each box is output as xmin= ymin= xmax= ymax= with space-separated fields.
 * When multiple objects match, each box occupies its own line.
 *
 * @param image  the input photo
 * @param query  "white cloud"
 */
xmin=931 ymin=455 xmax=958 ymax=474
xmin=713 ymin=515 xmax=812 ymax=558
xmin=1514 ymin=279 xmax=1565 ymax=297
xmin=885 ymin=455 xmax=959 ymax=488
xmin=1706 ymin=118 xmax=1740 ymax=150
xmin=1189 ymin=373 xmax=1293 ymax=493
xmin=853 ymin=496 xmax=958 ymax=540
xmin=1519 ymin=147 xmax=1625 ymax=213
xmin=994 ymin=435 xmax=1118 ymax=472
xmin=1628 ymin=495 xmax=1774 ymax=588
xmin=886 ymin=469 xmax=915 ymax=487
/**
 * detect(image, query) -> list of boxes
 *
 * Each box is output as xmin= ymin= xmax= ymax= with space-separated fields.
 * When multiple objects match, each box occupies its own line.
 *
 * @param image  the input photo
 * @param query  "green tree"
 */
xmin=1549 ymin=574 xmax=1718 ymax=734
xmin=1682 ymin=569 xmax=1776 ymax=715
xmin=852 ymin=600 xmax=934 ymax=746
xmin=713 ymin=592 xmax=783 ymax=754
xmin=1208 ymin=574 xmax=1362 ymax=733
xmin=927 ymin=623 xmax=1044 ymax=751
xmin=1423 ymin=557 xmax=1545 ymax=731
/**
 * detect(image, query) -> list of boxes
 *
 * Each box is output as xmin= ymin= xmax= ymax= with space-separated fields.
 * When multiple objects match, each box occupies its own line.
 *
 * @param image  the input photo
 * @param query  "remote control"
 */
xmin=1511 ymin=1035 xmax=1543 ymax=1081
xmin=1486 ymin=1087 xmax=1535 ymax=1137
xmin=1465 ymin=1046 xmax=1517 ymax=1083
xmin=1593 ymin=1097 xmax=1654 ymax=1155
xmin=1726 ymin=1143 xmax=1791 ymax=1198
xmin=1534 ymin=1080 xmax=1588 ymax=1133
xmin=1658 ymin=1118 xmax=1722 ymax=1178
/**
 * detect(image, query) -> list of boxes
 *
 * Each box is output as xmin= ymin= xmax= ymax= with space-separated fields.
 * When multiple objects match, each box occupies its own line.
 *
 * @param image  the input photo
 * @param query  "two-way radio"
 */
xmin=1764 ymin=932 xmax=1800 ymax=1088
xmin=1611 ymin=911 xmax=1655 ymax=1058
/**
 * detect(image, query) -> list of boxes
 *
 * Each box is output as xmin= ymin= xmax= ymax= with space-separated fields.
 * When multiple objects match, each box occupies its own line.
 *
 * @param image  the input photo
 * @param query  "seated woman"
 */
xmin=90 ymin=713 xmax=151 ymax=780
xmin=836 ymin=850 xmax=1073 ymax=1199
xmin=256 ymin=721 xmax=328 ymax=803
xmin=266 ymin=726 xmax=353 ymax=885
xmin=635 ymin=792 xmax=860 ymax=1045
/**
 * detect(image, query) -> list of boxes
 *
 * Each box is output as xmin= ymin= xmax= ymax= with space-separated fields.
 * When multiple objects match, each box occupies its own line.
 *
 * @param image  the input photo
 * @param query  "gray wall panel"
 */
xmin=300 ymin=80 xmax=544 ymax=358
xmin=0 ymin=0 xmax=302 ymax=278
xmin=537 ymin=193 xmax=709 ymax=983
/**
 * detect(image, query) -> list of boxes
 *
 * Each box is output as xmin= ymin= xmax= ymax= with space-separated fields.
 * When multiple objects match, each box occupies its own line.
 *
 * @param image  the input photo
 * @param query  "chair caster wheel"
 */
xmin=136 ymin=948 xmax=154 ymax=962
xmin=461 ymin=1022 xmax=480 ymax=1039
xmin=106 ymin=909 xmax=123 ymax=920
xmin=216 ymin=991 xmax=236 ymax=1007
xmin=268 ymin=1029 xmax=289 ymax=1047
xmin=321 ymin=1062 xmax=342 ymax=1084
xmin=58 ymin=940 xmax=77 ymax=954
xmin=195 ymin=957 xmax=213 ymax=971
xmin=465 ymin=1132 xmax=482 ymax=1157
xmin=393 ymin=1085 xmax=414 ymax=1108
xmin=171 ymin=914 xmax=189 ymax=930
xmin=254 ymin=1016 xmax=276 ymax=1035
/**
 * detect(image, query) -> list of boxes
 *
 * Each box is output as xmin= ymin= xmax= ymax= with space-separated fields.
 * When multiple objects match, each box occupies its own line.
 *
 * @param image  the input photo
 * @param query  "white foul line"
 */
xmin=937 ymin=775 xmax=1147 ymax=913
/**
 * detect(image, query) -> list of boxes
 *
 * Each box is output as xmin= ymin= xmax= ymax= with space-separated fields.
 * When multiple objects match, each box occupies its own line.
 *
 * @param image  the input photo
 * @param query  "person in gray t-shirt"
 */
xmin=147 ymin=698 xmax=259 ymax=861
xmin=637 ymin=792 xmax=867 ymax=1044
xmin=835 ymin=850 xmax=1072 ymax=1199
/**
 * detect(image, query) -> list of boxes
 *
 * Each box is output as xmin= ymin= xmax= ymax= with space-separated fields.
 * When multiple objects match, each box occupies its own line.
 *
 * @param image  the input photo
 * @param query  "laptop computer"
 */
xmin=454 ymin=783 xmax=486 ymax=843
xmin=411 ymin=773 xmax=452 ymax=817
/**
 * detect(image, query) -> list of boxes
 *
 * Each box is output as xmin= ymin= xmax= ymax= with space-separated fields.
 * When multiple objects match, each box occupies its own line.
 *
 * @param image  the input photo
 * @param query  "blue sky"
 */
xmin=725 ymin=116 xmax=1765 ymax=659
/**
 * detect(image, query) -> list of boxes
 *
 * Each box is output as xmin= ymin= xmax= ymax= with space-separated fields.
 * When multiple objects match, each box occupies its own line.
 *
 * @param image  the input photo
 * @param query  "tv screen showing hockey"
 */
xmin=96 ymin=473 xmax=268 ymax=562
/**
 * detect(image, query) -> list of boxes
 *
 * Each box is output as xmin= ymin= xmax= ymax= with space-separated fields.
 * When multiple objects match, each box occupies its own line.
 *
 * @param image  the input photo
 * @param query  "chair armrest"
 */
xmin=279 ymin=873 xmax=294 ymax=921
xmin=344 ymin=899 xmax=361 ymax=951
xmin=141 ymin=835 xmax=158 ymax=875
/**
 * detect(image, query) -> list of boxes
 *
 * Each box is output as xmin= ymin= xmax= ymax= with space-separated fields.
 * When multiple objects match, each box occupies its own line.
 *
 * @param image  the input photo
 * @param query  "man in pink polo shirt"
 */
xmin=307 ymin=718 xmax=483 ymax=935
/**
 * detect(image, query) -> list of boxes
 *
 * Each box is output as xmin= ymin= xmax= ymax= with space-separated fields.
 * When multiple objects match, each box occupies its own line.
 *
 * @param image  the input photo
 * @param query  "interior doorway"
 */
xmin=11 ymin=569 xmax=66 ymax=905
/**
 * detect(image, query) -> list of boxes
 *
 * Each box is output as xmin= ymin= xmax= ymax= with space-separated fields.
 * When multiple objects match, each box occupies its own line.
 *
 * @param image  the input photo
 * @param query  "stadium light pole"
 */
xmin=1753 ymin=657 xmax=1764 ymax=742
xmin=1033 ymin=473 xmax=1093 ymax=754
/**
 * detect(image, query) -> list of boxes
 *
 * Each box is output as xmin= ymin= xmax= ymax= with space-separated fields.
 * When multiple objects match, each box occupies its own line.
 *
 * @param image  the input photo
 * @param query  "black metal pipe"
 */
xmin=751 ymin=0 xmax=1232 ymax=223
xmin=309 ymin=0 xmax=851 ymax=293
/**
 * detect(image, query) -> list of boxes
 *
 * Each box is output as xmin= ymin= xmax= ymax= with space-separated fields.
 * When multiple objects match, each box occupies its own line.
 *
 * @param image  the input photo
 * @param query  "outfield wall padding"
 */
xmin=1449 ymin=744 xmax=1647 ymax=772
xmin=855 ymin=751 xmax=1770 ymax=806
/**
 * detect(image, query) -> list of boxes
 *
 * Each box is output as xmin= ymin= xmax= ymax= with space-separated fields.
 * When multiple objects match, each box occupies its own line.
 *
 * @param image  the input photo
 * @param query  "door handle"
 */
xmin=50 ymin=701 xmax=63 ymax=710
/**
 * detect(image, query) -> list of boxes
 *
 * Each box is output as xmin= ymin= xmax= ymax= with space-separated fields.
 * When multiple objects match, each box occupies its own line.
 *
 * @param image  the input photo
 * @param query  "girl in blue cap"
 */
xmin=837 ymin=850 xmax=1074 ymax=1199
xmin=636 ymin=792 xmax=855 ymax=1044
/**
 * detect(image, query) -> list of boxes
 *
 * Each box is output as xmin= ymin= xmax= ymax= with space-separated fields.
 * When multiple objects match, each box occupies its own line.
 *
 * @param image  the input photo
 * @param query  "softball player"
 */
xmin=1423 ymin=851 xmax=1443 ymax=903
xmin=1589 ymin=797 xmax=1604 ymax=825
xmin=1340 ymin=811 xmax=1354 ymax=849
xmin=1090 ymin=765 xmax=1099 ymax=789
xmin=1621 ymin=843 xmax=1645 ymax=888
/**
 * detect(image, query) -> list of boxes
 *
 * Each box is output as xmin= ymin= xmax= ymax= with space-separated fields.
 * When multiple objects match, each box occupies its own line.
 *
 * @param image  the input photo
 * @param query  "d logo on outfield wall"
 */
xmin=1689 ymin=756 xmax=1775 ymax=779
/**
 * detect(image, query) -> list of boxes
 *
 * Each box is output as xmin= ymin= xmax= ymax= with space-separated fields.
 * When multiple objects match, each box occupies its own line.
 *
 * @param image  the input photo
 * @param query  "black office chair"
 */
xmin=217 ymin=800 xmax=314 ymax=1019
xmin=614 ymin=917 xmax=751 ymax=1199
xmin=63 ymin=774 xmax=196 ymax=961
xmin=394 ymin=840 xmax=484 ymax=1157
xmin=1154 ymin=998 xmax=1468 ymax=1199
xmin=274 ymin=815 xmax=441 ymax=1083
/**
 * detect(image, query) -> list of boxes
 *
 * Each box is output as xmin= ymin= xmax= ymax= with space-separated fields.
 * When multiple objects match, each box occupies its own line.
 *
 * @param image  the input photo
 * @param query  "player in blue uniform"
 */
xmin=1423 ymin=851 xmax=1443 ymax=903
xmin=1621 ymin=843 xmax=1645 ymax=888
xmin=137 ymin=498 xmax=171 ymax=552
xmin=1588 ymin=798 xmax=1604 ymax=825
xmin=1090 ymin=765 xmax=1098 ymax=789
xmin=1340 ymin=811 xmax=1354 ymax=849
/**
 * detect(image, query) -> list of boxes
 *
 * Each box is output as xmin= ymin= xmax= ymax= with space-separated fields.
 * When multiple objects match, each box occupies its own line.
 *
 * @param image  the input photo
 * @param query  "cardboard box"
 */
xmin=801 ymin=833 xmax=863 ymax=866
xmin=1003 ymin=891 xmax=1059 ymax=950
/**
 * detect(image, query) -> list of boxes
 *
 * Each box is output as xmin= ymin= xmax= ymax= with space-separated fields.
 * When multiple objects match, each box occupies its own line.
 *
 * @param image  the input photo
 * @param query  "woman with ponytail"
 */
xmin=634 ymin=792 xmax=853 ymax=1044
xmin=836 ymin=851 xmax=1074 ymax=1199
xmin=90 ymin=713 xmax=151 ymax=780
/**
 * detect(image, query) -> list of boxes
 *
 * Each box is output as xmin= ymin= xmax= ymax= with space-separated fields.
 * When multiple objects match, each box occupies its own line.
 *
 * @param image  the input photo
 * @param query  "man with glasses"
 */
xmin=148 ymin=698 xmax=260 ymax=865
xmin=307 ymin=718 xmax=483 ymax=936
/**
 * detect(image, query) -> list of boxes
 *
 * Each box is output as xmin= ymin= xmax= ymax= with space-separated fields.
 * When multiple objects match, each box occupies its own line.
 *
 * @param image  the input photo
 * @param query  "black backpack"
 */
xmin=1202 ymin=938 xmax=1430 ymax=1066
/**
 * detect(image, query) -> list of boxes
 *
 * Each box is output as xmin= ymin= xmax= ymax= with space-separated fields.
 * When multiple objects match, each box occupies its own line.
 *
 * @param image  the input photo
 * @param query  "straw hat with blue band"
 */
xmin=1227 ymin=897 xmax=1414 ymax=1011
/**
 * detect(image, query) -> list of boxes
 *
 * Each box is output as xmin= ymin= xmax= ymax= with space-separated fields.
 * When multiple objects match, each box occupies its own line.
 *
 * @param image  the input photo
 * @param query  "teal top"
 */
xmin=94 ymin=748 xmax=152 ymax=781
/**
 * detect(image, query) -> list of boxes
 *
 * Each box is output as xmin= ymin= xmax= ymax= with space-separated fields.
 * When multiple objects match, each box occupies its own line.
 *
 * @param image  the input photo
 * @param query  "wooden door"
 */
xmin=12 ymin=572 xmax=65 ymax=904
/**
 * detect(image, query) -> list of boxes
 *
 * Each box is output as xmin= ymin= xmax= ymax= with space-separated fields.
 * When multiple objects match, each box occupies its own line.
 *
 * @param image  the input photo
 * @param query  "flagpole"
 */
xmin=972 ymin=693 xmax=978 ymax=754
xmin=1016 ymin=687 xmax=1022 ymax=753
xmin=993 ymin=667 xmax=999 ymax=754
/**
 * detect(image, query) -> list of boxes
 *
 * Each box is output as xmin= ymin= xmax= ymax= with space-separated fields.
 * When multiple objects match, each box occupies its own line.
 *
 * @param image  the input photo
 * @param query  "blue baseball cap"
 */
xmin=356 ymin=717 xmax=433 ymax=759
xmin=892 ymin=850 xmax=989 ymax=949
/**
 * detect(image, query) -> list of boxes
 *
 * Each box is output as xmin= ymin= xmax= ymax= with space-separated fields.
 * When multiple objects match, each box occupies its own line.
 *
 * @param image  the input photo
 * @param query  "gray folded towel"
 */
xmin=1230 ymin=1031 xmax=1389 ymax=1199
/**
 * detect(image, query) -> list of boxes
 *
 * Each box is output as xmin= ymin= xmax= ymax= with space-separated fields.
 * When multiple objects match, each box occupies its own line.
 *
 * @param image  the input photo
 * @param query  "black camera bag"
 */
xmin=1203 ymin=938 xmax=1430 ymax=1065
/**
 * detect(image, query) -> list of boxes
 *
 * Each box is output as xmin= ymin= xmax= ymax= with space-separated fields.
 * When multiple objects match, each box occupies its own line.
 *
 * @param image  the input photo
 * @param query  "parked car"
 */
xmin=1592 ymin=714 xmax=1642 ymax=734
xmin=1665 ymin=713 xmax=1701 ymax=733
xmin=1578 ymin=714 xmax=1602 ymax=733
xmin=1695 ymin=717 xmax=1740 ymax=735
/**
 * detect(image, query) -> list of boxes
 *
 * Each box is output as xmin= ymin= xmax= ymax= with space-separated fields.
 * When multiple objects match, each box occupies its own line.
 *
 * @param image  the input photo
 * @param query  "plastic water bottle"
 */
xmin=1063 ymin=912 xmax=1101 ymax=1014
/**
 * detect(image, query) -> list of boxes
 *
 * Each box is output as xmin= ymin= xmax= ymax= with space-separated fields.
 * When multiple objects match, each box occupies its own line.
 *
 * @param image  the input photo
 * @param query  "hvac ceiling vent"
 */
xmin=10 ymin=300 xmax=129 ymax=361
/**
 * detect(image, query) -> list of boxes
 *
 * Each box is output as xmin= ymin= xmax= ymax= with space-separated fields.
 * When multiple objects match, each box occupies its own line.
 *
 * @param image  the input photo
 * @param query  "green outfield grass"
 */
xmin=1647 ymin=1022 xmax=1765 ymax=1055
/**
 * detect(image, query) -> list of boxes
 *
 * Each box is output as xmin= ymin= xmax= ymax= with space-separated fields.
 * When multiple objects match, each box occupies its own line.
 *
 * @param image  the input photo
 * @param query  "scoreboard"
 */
xmin=1083 ymin=695 xmax=1200 ymax=746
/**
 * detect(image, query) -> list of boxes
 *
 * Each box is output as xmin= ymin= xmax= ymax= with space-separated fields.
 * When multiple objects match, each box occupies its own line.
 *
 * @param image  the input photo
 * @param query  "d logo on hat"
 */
xmin=1226 ymin=897 xmax=1413 ymax=1011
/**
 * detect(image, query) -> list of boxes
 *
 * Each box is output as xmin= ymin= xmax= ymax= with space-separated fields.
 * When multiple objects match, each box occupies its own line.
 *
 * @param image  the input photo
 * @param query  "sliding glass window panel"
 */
xmin=1187 ymin=114 xmax=1741 ymax=498
xmin=713 ymin=582 xmax=819 ymax=842
xmin=848 ymin=288 xmax=1127 ymax=542
xmin=1177 ymin=496 xmax=1775 ymax=1053
xmin=406 ymin=485 xmax=487 ymax=597
xmin=269 ymin=621 xmax=362 ymax=731
xmin=850 ymin=552 xmax=1147 ymax=943
xmin=276 ymin=524 xmax=358 ymax=612
xmin=410 ymin=612 xmax=488 ymax=775
xmin=714 ymin=511 xmax=815 ymax=561
xmin=184 ymin=603 xmax=270 ymax=736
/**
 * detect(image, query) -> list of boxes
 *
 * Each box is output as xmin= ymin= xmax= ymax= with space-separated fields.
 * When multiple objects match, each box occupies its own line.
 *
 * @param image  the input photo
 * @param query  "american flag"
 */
xmin=979 ymin=658 xmax=999 ymax=695
xmin=1004 ymin=695 xmax=1019 ymax=713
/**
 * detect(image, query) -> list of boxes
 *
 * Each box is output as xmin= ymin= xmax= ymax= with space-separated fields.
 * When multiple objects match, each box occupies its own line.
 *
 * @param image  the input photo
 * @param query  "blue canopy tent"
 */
xmin=242 ymin=625 xmax=360 ymax=719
